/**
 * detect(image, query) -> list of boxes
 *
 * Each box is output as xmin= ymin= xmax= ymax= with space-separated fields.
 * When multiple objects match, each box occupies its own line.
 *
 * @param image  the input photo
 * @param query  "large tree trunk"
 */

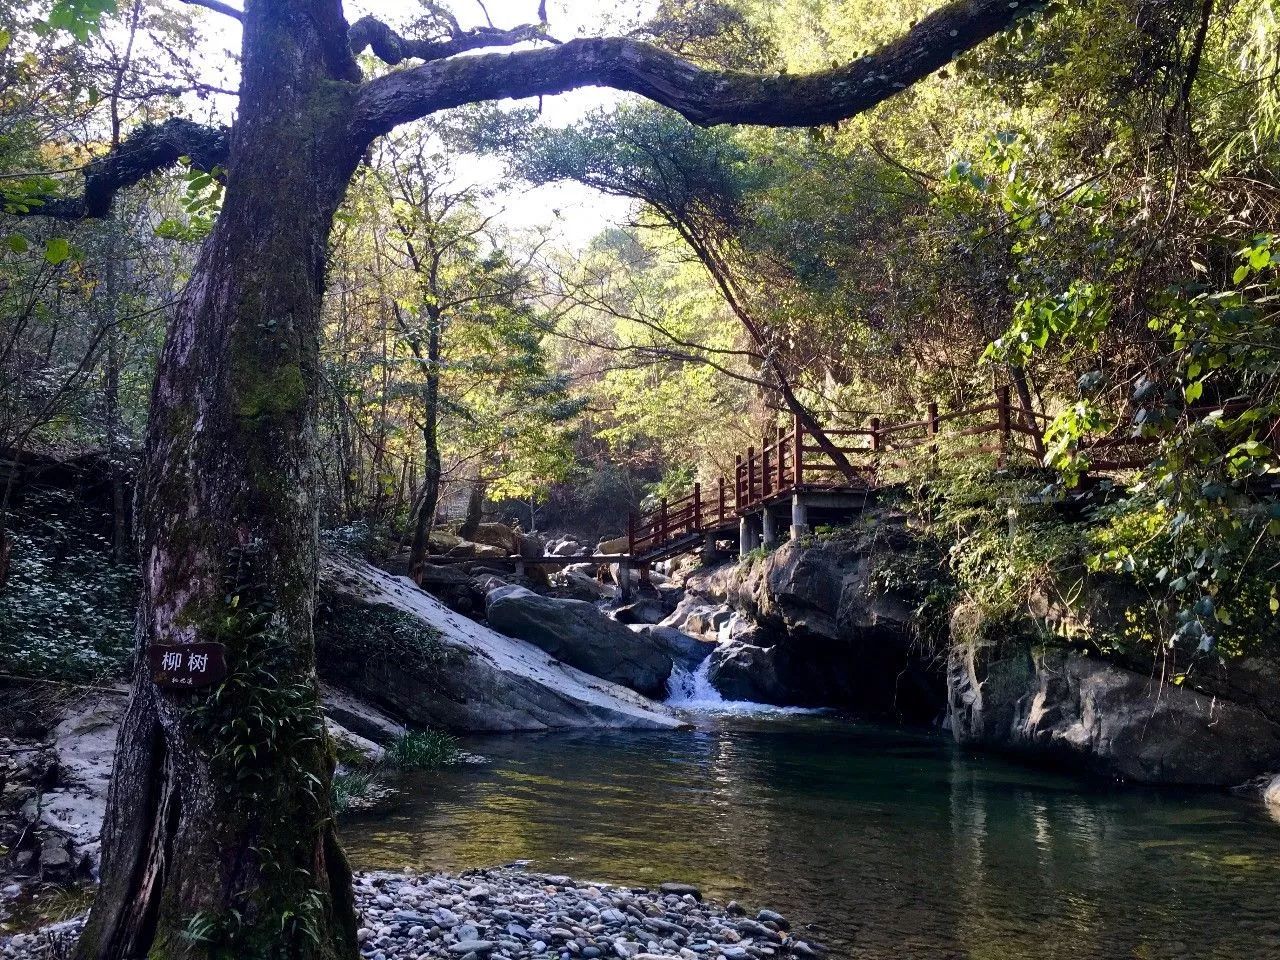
xmin=76 ymin=1 xmax=365 ymax=957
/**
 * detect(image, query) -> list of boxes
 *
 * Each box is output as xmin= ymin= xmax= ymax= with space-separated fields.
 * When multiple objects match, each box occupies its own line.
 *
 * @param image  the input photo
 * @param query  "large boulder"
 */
xmin=319 ymin=555 xmax=680 ymax=731
xmin=610 ymin=597 xmax=669 ymax=625
xmin=706 ymin=642 xmax=789 ymax=704
xmin=948 ymin=645 xmax=1280 ymax=786
xmin=445 ymin=540 xmax=507 ymax=561
xmin=468 ymin=521 xmax=518 ymax=553
xmin=661 ymin=595 xmax=735 ymax=639
xmin=596 ymin=534 xmax=629 ymax=556
xmin=485 ymin=587 xmax=674 ymax=698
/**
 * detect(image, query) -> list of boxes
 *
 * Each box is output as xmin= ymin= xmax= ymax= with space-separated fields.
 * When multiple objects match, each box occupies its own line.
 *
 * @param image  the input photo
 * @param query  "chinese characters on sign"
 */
xmin=148 ymin=642 xmax=228 ymax=690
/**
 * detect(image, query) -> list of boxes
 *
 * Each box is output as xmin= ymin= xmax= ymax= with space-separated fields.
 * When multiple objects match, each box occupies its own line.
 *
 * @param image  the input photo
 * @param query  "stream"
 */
xmin=343 ymin=700 xmax=1280 ymax=959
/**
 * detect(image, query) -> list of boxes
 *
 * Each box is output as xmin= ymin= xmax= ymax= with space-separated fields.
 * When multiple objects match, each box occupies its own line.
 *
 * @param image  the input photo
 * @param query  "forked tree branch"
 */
xmin=348 ymin=15 xmax=552 ymax=66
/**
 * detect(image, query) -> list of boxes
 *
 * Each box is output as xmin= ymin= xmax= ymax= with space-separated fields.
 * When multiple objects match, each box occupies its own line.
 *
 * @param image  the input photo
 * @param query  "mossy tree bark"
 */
xmin=76 ymin=1 xmax=367 ymax=956
xmin=58 ymin=1 xmax=1038 ymax=957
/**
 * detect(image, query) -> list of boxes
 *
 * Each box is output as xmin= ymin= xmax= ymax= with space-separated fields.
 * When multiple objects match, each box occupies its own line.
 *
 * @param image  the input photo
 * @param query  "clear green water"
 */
xmin=342 ymin=714 xmax=1280 ymax=959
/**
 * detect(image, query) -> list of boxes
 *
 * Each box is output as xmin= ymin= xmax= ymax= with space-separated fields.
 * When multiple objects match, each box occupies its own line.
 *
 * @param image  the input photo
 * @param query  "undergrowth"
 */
xmin=0 ymin=490 xmax=135 ymax=682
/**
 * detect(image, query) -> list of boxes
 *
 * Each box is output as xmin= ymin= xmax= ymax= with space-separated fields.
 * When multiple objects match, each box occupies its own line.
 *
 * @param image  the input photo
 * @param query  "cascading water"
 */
xmin=664 ymin=648 xmax=822 ymax=716
xmin=664 ymin=657 xmax=727 ymax=709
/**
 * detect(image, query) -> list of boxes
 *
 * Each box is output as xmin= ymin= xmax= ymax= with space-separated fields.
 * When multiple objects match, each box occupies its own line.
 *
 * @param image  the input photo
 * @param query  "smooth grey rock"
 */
xmin=485 ymin=587 xmax=674 ymax=698
xmin=319 ymin=555 xmax=679 ymax=732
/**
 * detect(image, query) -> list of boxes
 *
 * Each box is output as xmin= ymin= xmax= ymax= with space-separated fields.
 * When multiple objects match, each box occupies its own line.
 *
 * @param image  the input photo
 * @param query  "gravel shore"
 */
xmin=2 ymin=867 xmax=825 ymax=959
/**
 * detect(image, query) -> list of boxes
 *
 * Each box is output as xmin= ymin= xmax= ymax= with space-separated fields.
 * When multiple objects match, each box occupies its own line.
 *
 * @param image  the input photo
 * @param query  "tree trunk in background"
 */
xmin=458 ymin=478 xmax=484 ymax=541
xmin=1010 ymin=365 xmax=1046 ymax=459
xmin=76 ymin=0 xmax=364 ymax=956
xmin=101 ymin=224 xmax=129 ymax=563
xmin=408 ymin=308 xmax=442 ymax=584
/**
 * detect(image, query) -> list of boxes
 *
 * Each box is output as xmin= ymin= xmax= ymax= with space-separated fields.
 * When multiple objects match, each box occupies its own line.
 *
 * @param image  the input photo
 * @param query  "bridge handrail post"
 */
xmin=735 ymin=455 xmax=743 ymax=511
xmin=718 ymin=476 xmax=726 ymax=522
xmin=928 ymin=400 xmax=940 ymax=460
xmin=659 ymin=498 xmax=669 ymax=546
xmin=692 ymin=482 xmax=701 ymax=532
xmin=628 ymin=513 xmax=636 ymax=556
xmin=747 ymin=446 xmax=756 ymax=507
xmin=762 ymin=440 xmax=771 ymax=498
xmin=793 ymin=413 xmax=804 ymax=488
xmin=776 ymin=425 xmax=786 ymax=492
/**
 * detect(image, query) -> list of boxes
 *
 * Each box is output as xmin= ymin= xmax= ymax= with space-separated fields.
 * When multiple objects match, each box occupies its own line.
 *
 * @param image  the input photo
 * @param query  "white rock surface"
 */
xmin=321 ymin=554 xmax=682 ymax=731
xmin=39 ymin=694 xmax=125 ymax=869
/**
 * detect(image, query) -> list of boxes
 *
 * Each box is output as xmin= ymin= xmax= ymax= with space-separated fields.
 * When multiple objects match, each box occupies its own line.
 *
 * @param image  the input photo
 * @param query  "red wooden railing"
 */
xmin=625 ymin=385 xmax=1244 ymax=560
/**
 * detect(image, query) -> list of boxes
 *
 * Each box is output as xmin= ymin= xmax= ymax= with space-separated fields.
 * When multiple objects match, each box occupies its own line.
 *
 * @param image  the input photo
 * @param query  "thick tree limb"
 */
xmin=348 ymin=15 xmax=552 ymax=66
xmin=174 ymin=0 xmax=243 ymax=22
xmin=13 ymin=118 xmax=229 ymax=220
xmin=354 ymin=0 xmax=1042 ymax=138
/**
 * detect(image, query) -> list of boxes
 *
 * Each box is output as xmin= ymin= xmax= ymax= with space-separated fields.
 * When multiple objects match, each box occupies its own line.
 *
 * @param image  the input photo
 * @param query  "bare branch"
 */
xmin=354 ymin=0 xmax=1042 ymax=139
xmin=348 ymin=15 xmax=552 ymax=67
xmin=174 ymin=0 xmax=243 ymax=23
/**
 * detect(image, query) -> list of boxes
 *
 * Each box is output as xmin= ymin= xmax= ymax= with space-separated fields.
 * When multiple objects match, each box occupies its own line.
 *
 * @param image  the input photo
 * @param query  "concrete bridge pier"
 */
xmin=761 ymin=508 xmax=779 ymax=548
xmin=790 ymin=493 xmax=811 ymax=540
xmin=739 ymin=513 xmax=762 ymax=557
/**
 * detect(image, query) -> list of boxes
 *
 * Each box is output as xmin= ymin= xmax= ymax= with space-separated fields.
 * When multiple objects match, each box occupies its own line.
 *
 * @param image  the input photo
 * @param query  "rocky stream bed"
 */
xmin=2 ymin=868 xmax=822 ymax=960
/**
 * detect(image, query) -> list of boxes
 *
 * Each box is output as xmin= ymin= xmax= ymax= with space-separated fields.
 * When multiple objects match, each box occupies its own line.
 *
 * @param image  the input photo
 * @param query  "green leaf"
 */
xmin=43 ymin=237 xmax=72 ymax=265
xmin=1233 ymin=265 xmax=1250 ymax=285
xmin=1250 ymin=247 xmax=1272 ymax=270
xmin=7 ymin=234 xmax=29 ymax=254
xmin=1184 ymin=380 xmax=1203 ymax=403
xmin=45 ymin=0 xmax=117 ymax=40
xmin=0 ymin=28 xmax=11 ymax=51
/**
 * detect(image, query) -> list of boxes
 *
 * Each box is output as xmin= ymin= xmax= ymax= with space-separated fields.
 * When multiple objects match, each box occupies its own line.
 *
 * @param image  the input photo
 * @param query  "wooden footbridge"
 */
xmin=431 ymin=385 xmax=1237 ymax=575
xmin=624 ymin=385 xmax=1171 ymax=564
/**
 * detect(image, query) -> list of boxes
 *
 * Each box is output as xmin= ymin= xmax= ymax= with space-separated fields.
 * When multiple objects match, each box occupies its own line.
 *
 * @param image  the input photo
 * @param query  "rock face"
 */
xmin=484 ymin=587 xmax=674 ymax=698
xmin=948 ymin=646 xmax=1280 ymax=785
xmin=683 ymin=511 xmax=944 ymax=720
xmin=630 ymin=625 xmax=717 ymax=672
xmin=320 ymin=555 xmax=680 ymax=732
xmin=707 ymin=642 xmax=789 ymax=704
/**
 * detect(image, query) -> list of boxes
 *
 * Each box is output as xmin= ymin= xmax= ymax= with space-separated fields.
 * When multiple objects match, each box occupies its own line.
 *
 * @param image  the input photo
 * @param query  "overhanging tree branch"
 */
xmin=11 ymin=118 xmax=229 ymax=220
xmin=354 ymin=0 xmax=1043 ymax=138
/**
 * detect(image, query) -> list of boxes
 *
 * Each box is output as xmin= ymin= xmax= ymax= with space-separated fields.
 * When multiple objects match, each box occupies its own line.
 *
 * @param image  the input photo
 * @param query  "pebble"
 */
xmin=1 ymin=868 xmax=824 ymax=959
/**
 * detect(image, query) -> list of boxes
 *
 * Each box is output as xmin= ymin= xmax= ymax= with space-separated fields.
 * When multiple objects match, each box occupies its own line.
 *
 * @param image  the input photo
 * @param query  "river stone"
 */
xmin=657 ymin=883 xmax=701 ymax=900
xmin=485 ymin=587 xmax=674 ymax=697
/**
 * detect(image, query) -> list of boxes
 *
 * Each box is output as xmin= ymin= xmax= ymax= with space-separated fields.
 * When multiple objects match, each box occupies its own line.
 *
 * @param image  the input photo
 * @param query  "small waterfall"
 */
xmin=665 ymin=652 xmax=823 ymax=716
xmin=665 ymin=657 xmax=726 ymax=708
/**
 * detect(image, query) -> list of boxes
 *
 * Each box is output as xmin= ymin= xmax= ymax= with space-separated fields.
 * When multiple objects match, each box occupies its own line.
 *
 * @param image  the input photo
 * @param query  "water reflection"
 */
xmin=342 ymin=717 xmax=1280 ymax=958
